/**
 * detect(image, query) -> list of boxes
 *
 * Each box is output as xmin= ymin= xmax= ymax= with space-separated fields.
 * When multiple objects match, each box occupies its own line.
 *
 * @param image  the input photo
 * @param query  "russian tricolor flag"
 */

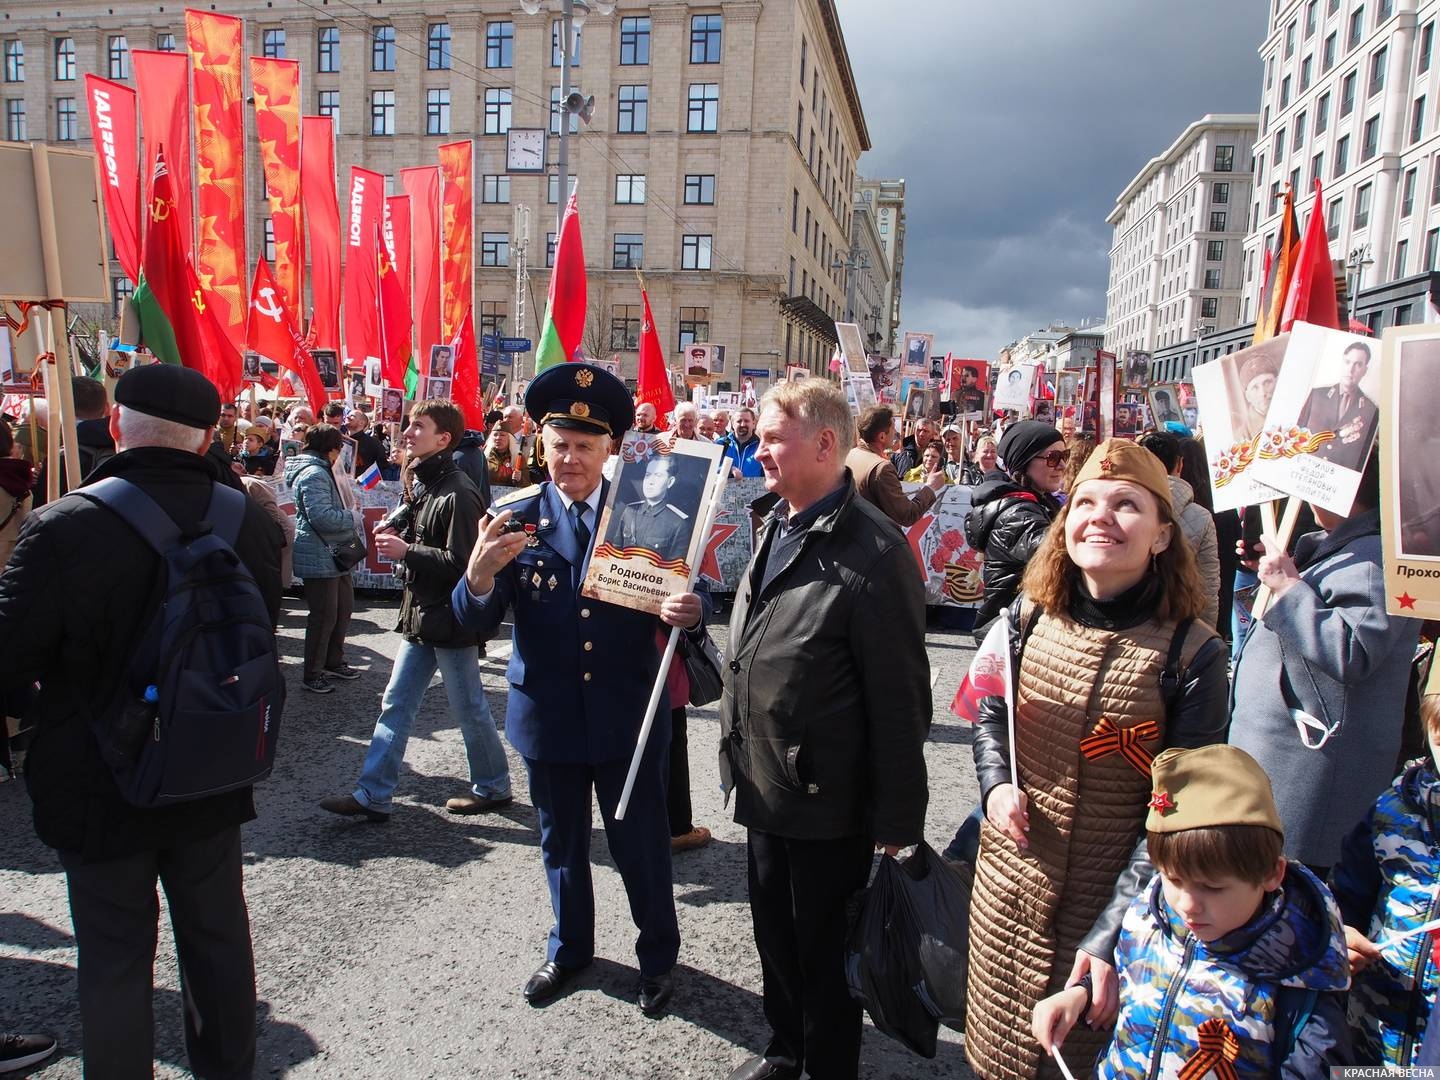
xmin=358 ymin=462 xmax=382 ymax=490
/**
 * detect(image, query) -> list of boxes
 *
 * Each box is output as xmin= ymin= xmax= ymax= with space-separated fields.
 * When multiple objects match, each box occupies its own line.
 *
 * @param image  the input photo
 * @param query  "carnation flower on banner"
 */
xmin=950 ymin=612 xmax=1012 ymax=723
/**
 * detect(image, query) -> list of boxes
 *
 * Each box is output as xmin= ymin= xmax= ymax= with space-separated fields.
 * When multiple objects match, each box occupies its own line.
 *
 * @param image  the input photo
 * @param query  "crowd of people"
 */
xmin=0 ymin=365 xmax=1435 ymax=1080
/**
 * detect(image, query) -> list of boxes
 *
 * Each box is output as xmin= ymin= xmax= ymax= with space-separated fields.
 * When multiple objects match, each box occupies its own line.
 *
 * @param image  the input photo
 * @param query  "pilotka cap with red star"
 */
xmin=1072 ymin=438 xmax=1174 ymax=517
xmin=1146 ymin=745 xmax=1284 ymax=837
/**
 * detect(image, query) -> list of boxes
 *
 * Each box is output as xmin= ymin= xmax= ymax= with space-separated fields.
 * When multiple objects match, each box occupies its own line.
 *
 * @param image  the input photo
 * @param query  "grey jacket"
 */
xmin=1229 ymin=509 xmax=1422 ymax=868
xmin=284 ymin=452 xmax=356 ymax=580
xmin=1170 ymin=475 xmax=1220 ymax=631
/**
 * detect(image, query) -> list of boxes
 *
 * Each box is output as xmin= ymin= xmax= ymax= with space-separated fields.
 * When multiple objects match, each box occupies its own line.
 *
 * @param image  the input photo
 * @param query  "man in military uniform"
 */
xmin=613 ymin=455 xmax=690 ymax=562
xmin=451 ymin=362 xmax=705 ymax=1017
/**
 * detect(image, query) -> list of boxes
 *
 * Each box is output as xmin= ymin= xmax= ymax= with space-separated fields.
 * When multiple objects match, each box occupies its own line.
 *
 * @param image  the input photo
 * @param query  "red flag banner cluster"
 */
xmin=82 ymin=75 xmax=141 ymax=286
xmin=301 ymin=116 xmax=341 ymax=352
xmin=250 ymin=58 xmax=304 ymax=324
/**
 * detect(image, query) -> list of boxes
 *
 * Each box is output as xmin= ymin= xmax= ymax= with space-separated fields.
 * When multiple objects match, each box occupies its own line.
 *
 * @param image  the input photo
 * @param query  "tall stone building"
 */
xmin=853 ymin=176 xmax=904 ymax=354
xmin=1 ymin=0 xmax=870 ymax=389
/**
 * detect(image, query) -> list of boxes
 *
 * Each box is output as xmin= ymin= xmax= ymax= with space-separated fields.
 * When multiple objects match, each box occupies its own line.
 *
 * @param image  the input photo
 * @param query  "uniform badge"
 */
xmin=572 ymin=402 xmax=591 ymax=417
xmin=547 ymin=574 xmax=558 ymax=591
xmin=539 ymin=518 xmax=551 ymax=528
xmin=531 ymin=571 xmax=542 ymax=589
xmin=575 ymin=369 xmax=595 ymax=388
xmin=525 ymin=522 xmax=540 ymax=548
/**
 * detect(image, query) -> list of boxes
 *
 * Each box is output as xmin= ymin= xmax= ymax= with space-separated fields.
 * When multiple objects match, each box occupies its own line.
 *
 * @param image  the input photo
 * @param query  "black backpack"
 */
xmin=80 ymin=477 xmax=285 ymax=806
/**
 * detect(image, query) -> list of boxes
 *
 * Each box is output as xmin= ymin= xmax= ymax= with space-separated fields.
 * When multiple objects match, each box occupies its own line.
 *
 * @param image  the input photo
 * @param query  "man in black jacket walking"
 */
xmin=321 ymin=399 xmax=511 ymax=821
xmin=0 ymin=364 xmax=283 ymax=1077
xmin=720 ymin=380 xmax=930 ymax=1080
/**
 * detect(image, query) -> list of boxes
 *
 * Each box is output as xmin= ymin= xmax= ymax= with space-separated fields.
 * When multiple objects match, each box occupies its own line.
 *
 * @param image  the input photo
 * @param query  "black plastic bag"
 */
xmin=845 ymin=842 xmax=972 ymax=1057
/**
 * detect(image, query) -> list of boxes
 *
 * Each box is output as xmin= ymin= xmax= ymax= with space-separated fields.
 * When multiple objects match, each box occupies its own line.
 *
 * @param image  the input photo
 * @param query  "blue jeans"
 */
xmin=1231 ymin=566 xmax=1259 ymax=663
xmin=353 ymin=639 xmax=511 ymax=813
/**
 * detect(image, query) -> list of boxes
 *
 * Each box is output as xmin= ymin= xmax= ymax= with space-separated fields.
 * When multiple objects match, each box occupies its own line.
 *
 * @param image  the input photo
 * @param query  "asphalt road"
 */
xmin=0 ymin=595 xmax=982 ymax=1079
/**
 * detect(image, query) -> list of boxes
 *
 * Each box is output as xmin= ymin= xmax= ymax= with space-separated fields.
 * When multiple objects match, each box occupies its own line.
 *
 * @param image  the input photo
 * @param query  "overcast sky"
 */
xmin=835 ymin=0 xmax=1269 ymax=357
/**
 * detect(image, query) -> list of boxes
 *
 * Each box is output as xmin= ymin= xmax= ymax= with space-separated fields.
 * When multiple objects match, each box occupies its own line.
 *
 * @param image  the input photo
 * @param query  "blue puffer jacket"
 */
xmin=284 ymin=451 xmax=356 ymax=580
xmin=1096 ymin=862 xmax=1351 ymax=1078
xmin=1332 ymin=759 xmax=1440 ymax=1066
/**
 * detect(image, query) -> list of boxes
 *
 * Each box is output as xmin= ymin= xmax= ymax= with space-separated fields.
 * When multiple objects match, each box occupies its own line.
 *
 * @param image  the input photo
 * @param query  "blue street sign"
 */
xmin=740 ymin=368 xmax=771 ymax=378
xmin=483 ymin=335 xmax=532 ymax=353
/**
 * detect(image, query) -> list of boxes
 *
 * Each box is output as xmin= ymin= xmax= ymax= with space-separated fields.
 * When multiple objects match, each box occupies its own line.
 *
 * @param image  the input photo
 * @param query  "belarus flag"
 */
xmin=358 ymin=461 xmax=383 ymax=490
xmin=950 ymin=612 xmax=1013 ymax=723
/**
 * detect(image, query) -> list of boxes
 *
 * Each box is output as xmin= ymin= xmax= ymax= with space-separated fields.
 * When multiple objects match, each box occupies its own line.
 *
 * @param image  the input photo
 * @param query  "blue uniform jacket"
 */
xmin=450 ymin=480 xmax=668 ymax=765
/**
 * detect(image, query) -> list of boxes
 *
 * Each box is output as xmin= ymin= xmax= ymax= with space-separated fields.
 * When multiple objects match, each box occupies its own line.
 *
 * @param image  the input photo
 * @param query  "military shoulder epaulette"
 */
xmin=666 ymin=505 xmax=689 ymax=519
xmin=493 ymin=484 xmax=542 ymax=508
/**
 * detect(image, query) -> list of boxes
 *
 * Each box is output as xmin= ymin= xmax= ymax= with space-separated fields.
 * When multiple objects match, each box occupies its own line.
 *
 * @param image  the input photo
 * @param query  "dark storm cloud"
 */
xmin=835 ymin=0 xmax=1269 ymax=355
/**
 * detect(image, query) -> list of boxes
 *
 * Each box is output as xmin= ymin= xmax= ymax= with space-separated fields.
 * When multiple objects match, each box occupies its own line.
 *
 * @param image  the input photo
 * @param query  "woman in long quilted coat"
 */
xmin=964 ymin=441 xmax=1231 ymax=1080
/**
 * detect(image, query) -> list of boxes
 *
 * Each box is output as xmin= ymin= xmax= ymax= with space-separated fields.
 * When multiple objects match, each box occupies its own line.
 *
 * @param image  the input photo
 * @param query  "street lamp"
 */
xmin=1346 ymin=243 xmax=1374 ymax=321
xmin=830 ymin=251 xmax=870 ymax=324
xmin=1190 ymin=323 xmax=1214 ymax=380
xmin=519 ymin=0 xmax=613 ymax=233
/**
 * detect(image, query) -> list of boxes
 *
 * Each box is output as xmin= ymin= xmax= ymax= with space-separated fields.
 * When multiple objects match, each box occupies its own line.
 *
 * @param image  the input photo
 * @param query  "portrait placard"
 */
xmin=1191 ymin=335 xmax=1288 ymax=513
xmin=901 ymin=331 xmax=934 ymax=378
xmin=1249 ymin=322 xmax=1380 ymax=516
xmin=945 ymin=358 xmax=989 ymax=418
xmin=992 ymin=362 xmax=1035 ymax=412
xmin=1113 ymin=399 xmax=1141 ymax=438
xmin=379 ymin=387 xmax=404 ymax=424
xmin=583 ymin=431 xmax=726 ymax=615
xmin=1056 ymin=371 xmax=1080 ymax=406
xmin=242 ymin=352 xmax=263 ymax=384
xmin=836 ymin=322 xmax=869 ymax=377
xmin=428 ymin=344 xmax=454 ymax=379
xmin=312 ymin=349 xmax=340 ymax=390
xmin=785 ymin=365 xmax=808 ymax=382
xmin=1097 ymin=352 xmax=1117 ymax=441
xmin=423 ymin=376 xmax=452 ymax=401
xmin=364 ymin=358 xmax=383 ymax=396
xmin=1147 ymin=384 xmax=1185 ymax=427
xmin=1122 ymin=350 xmax=1151 ymax=390
xmin=1380 ymin=325 xmax=1440 ymax=617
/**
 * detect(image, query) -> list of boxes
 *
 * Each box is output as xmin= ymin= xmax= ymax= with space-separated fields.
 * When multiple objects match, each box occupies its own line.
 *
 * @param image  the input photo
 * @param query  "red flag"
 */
xmin=134 ymin=50 xmax=194 ymax=262
xmin=1280 ymin=179 xmax=1340 ymax=332
xmin=143 ymin=148 xmax=240 ymax=400
xmin=401 ymin=166 xmax=443 ymax=361
xmin=449 ymin=305 xmax=485 ymax=427
xmin=342 ymin=167 xmax=385 ymax=370
xmin=635 ymin=289 xmax=674 ymax=431
xmin=247 ymin=259 xmax=326 ymax=414
xmin=377 ymin=220 xmax=412 ymax=388
xmin=1255 ymin=186 xmax=1301 ymax=344
xmin=250 ymin=58 xmax=305 ymax=325
xmin=535 ymin=190 xmax=587 ymax=370
xmin=83 ymin=76 xmax=141 ymax=286
xmin=949 ymin=615 xmax=1012 ymax=722
xmin=302 ymin=116 xmax=341 ymax=351
xmin=437 ymin=142 xmax=474 ymax=344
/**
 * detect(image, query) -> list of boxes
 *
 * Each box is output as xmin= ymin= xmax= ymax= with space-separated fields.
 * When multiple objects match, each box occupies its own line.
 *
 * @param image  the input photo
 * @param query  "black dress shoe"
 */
xmin=637 ymin=970 xmax=674 ymax=1017
xmin=724 ymin=1057 xmax=799 ymax=1080
xmin=523 ymin=960 xmax=583 ymax=1006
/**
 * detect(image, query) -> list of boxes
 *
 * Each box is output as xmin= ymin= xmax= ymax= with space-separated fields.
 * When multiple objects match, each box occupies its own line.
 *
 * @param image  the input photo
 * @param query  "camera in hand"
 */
xmin=377 ymin=500 xmax=415 ymax=540
xmin=499 ymin=517 xmax=527 ymax=535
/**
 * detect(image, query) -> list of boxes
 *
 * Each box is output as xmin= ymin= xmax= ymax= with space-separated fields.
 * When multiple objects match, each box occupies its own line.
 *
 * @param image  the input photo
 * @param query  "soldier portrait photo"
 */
xmin=312 ymin=349 xmax=340 ymax=390
xmin=1297 ymin=338 xmax=1380 ymax=472
xmin=602 ymin=451 xmax=707 ymax=565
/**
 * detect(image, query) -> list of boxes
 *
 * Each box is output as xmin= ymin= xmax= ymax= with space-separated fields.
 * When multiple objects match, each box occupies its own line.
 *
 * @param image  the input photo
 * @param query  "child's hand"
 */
xmin=1346 ymin=925 xmax=1382 ymax=973
xmin=1032 ymin=985 xmax=1088 ymax=1054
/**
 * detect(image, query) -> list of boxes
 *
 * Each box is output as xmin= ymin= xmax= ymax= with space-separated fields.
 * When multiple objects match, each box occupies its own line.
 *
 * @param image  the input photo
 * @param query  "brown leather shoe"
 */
xmin=318 ymin=794 xmax=388 ymax=823
xmin=670 ymin=826 xmax=712 ymax=853
xmin=445 ymin=793 xmax=514 ymax=815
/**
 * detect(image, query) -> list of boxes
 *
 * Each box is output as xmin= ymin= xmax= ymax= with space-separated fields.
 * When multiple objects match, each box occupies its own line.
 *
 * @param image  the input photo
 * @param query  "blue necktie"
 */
xmin=570 ymin=501 xmax=591 ymax=552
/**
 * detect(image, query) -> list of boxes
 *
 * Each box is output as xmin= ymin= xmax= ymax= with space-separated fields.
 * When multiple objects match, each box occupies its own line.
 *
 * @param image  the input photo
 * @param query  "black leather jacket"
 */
xmin=397 ymin=450 xmax=484 ymax=648
xmin=965 ymin=473 xmax=1060 ymax=626
xmin=972 ymin=591 xmax=1231 ymax=963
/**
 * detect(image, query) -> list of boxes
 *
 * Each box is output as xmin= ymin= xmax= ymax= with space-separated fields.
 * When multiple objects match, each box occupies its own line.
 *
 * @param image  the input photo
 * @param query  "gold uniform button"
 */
xmin=580 ymin=608 xmax=591 ymax=618
xmin=584 ymin=641 xmax=593 ymax=651
xmin=583 ymin=672 xmax=592 ymax=682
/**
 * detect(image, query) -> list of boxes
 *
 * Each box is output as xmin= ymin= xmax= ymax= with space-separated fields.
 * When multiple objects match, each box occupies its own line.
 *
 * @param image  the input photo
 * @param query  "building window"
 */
xmin=1310 ymin=151 xmax=1324 ymax=186
xmin=480 ymin=301 xmax=507 ymax=338
xmin=620 ymin=17 xmax=650 ymax=65
xmin=1328 ymin=196 xmax=1343 ymax=240
xmin=1422 ymin=22 xmax=1435 ymax=74
xmin=1413 ymin=96 xmax=1426 ymax=144
xmin=610 ymin=304 xmax=641 ymax=350
xmin=1362 ymin=116 xmax=1379 ymax=160
xmin=156 ymin=33 xmax=176 ymax=52
xmin=482 ymin=174 xmax=510 ymax=204
xmin=108 ymin=35 xmax=130 ymax=79
xmin=1335 ymin=134 xmax=1349 ymax=175
xmin=1316 ymin=92 xmax=1330 ymax=133
xmin=4 ymin=99 xmax=24 ymax=141
xmin=480 ymin=231 xmax=509 ymax=267
xmin=1349 ymin=6 xmax=1365 ymax=49
xmin=791 ymin=188 xmax=799 ymax=232
xmin=681 ymin=234 xmax=713 ymax=270
xmin=795 ymin=102 xmax=803 ymax=143
xmin=54 ymin=37 xmax=75 ymax=80
xmin=1273 ymin=128 xmax=1286 ymax=159
xmin=1200 ymin=297 xmax=1219 ymax=319
xmin=1323 ymin=31 xmax=1337 ymax=71
xmin=1403 ymin=167 xmax=1417 ymax=216
xmin=318 ymin=27 xmax=340 ymax=72
xmin=546 ymin=232 xmax=556 ymax=267
xmin=1306 ymin=0 xmax=1318 ymax=37
xmin=1341 ymin=71 xmax=1356 ymax=116
xmin=261 ymin=28 xmax=285 ymax=60
xmin=690 ymin=14 xmax=722 ymax=64
xmin=1211 ymin=182 xmax=1229 ymax=204
xmin=1280 ymin=75 xmax=1292 ymax=109
xmin=1353 ymin=182 xmax=1372 ymax=227
xmin=612 ymin=233 xmax=643 ymax=269
xmin=427 ymin=24 xmax=451 ymax=70
xmin=1428 ymin=228 xmax=1439 ymax=270
xmin=318 ymin=90 xmax=339 ymax=126
xmin=614 ymin=173 xmax=645 ymax=204
xmin=1300 ymin=55 xmax=1313 ymax=92
xmin=55 ymin=96 xmax=76 ymax=140
xmin=1269 ymin=180 xmax=1282 ymax=215
xmin=1213 ymin=144 xmax=1234 ymax=172
xmin=1433 ymin=160 xmax=1440 ymax=205
xmin=687 ymin=83 xmax=719 ymax=133
xmin=370 ymin=90 xmax=395 ymax=136
xmin=112 ymin=275 xmax=133 ymax=316
xmin=1285 ymin=20 xmax=1296 ymax=58
xmin=617 ymin=85 xmax=648 ymax=133
xmin=551 ymin=20 xmax=580 ymax=67
xmin=426 ymin=88 xmax=450 ymax=136
xmin=548 ymin=174 xmax=559 ymax=204
xmin=677 ymin=306 xmax=709 ymax=350
xmin=263 ymin=219 xmax=276 ymax=261
xmin=1209 ymin=211 xmax=1227 ymax=231
xmin=483 ymin=88 xmax=512 ymax=135
xmin=1295 ymin=111 xmax=1307 ymax=150
xmin=372 ymin=26 xmax=395 ymax=73
xmin=1205 ymin=240 xmax=1223 ymax=261
xmin=486 ymin=22 xmax=514 ymax=69
xmin=1377 ymin=0 xmax=1394 ymax=22
xmin=1395 ymin=238 xmax=1409 ymax=277
xmin=800 ymin=36 xmax=807 ymax=86
xmin=684 ymin=174 xmax=716 ymax=205
xmin=1204 ymin=268 xmax=1221 ymax=289
xmin=4 ymin=41 xmax=23 ymax=83
xmin=1369 ymin=46 xmax=1387 ymax=96
xmin=1395 ymin=301 xmax=1414 ymax=326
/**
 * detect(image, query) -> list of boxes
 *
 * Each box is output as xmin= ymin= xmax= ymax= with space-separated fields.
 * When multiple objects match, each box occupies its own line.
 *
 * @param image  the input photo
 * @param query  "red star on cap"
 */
xmin=1398 ymin=592 xmax=1418 ymax=610
xmin=1099 ymin=457 xmax=1114 ymax=473
xmin=1148 ymin=791 xmax=1176 ymax=814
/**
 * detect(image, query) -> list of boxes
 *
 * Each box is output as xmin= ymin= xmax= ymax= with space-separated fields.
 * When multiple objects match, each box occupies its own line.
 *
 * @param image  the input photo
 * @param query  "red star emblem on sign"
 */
xmin=904 ymin=513 xmax=936 ymax=579
xmin=698 ymin=521 xmax=740 ymax=585
xmin=1398 ymin=592 xmax=1418 ymax=610
xmin=1148 ymin=790 xmax=1176 ymax=814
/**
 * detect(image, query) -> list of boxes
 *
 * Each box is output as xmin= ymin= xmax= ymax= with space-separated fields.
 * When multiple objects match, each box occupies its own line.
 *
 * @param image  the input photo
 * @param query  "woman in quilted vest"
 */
xmin=965 ymin=440 xmax=1231 ymax=1080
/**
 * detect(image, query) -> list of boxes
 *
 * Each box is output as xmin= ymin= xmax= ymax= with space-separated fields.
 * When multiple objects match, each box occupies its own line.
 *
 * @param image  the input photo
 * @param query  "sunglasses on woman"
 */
xmin=1040 ymin=449 xmax=1071 ymax=468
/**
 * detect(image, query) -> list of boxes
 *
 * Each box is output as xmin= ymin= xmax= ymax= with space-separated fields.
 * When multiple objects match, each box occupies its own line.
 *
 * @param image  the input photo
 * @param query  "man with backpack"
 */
xmin=0 ymin=364 xmax=284 ymax=1076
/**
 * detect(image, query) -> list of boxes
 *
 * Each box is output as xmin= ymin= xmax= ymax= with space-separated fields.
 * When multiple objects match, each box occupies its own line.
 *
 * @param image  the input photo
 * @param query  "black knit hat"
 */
xmin=114 ymin=363 xmax=221 ymax=429
xmin=997 ymin=420 xmax=1064 ymax=474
